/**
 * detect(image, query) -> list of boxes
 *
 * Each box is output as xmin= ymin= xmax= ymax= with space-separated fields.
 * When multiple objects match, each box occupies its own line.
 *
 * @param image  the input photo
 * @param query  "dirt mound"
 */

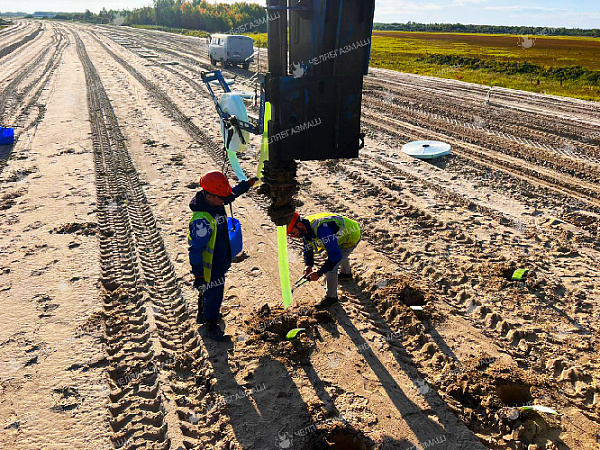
xmin=565 ymin=211 xmax=600 ymax=236
xmin=437 ymin=358 xmax=563 ymax=449
xmin=246 ymin=304 xmax=332 ymax=340
xmin=360 ymin=276 xmax=441 ymax=323
xmin=302 ymin=421 xmax=376 ymax=449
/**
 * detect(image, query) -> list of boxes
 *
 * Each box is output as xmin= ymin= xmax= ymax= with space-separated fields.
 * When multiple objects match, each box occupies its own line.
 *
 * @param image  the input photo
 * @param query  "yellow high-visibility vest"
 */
xmin=306 ymin=212 xmax=361 ymax=253
xmin=189 ymin=211 xmax=218 ymax=282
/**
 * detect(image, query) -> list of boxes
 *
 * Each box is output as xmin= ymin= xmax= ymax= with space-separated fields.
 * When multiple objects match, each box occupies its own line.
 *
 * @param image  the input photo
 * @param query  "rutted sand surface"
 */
xmin=1 ymin=20 xmax=599 ymax=449
xmin=0 ymin=30 xmax=109 ymax=449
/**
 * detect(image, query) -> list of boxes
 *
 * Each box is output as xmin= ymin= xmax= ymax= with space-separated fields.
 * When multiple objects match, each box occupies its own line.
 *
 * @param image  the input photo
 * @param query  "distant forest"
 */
xmin=125 ymin=1 xmax=268 ymax=33
xmin=49 ymin=10 xmax=117 ymax=23
xmin=11 ymin=1 xmax=268 ymax=33
xmin=374 ymin=22 xmax=600 ymax=37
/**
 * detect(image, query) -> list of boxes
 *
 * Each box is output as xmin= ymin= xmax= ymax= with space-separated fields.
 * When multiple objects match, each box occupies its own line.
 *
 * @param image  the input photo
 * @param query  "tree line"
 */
xmin=125 ymin=1 xmax=268 ymax=33
xmin=374 ymin=22 xmax=600 ymax=38
xmin=29 ymin=1 xmax=267 ymax=33
xmin=36 ymin=9 xmax=120 ymax=24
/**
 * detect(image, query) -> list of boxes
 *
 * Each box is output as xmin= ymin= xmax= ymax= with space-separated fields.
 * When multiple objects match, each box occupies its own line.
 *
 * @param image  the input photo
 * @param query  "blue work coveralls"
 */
xmin=188 ymin=181 xmax=250 ymax=321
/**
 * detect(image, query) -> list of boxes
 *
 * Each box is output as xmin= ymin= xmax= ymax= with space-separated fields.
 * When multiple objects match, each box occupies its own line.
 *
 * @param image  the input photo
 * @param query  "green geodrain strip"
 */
xmin=285 ymin=328 xmax=306 ymax=340
xmin=511 ymin=268 xmax=529 ymax=281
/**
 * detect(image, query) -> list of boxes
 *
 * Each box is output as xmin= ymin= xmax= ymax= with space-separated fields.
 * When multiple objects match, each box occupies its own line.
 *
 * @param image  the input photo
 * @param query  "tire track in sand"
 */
xmin=75 ymin=31 xmax=218 ymax=449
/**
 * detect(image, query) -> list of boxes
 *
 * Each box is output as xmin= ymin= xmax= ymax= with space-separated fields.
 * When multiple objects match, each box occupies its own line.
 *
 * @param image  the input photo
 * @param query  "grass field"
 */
xmin=373 ymin=31 xmax=600 ymax=69
xmin=246 ymin=31 xmax=600 ymax=101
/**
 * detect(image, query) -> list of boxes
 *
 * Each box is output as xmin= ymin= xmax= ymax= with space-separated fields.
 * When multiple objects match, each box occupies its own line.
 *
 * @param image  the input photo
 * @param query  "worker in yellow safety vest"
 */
xmin=287 ymin=212 xmax=361 ymax=309
xmin=188 ymin=170 xmax=257 ymax=341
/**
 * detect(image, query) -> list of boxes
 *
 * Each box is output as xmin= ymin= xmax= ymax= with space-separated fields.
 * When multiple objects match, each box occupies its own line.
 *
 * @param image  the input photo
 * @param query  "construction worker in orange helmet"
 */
xmin=188 ymin=170 xmax=257 ymax=341
xmin=288 ymin=211 xmax=361 ymax=309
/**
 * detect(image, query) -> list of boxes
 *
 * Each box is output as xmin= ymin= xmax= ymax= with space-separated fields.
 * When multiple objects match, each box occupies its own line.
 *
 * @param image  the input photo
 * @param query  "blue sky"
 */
xmin=1 ymin=0 xmax=599 ymax=28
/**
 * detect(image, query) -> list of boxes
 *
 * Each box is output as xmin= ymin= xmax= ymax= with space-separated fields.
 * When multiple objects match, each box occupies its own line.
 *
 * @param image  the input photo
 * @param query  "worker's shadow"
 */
xmin=200 ymin=332 xmax=400 ymax=449
xmin=303 ymin=283 xmax=484 ymax=449
xmin=200 ymin=335 xmax=321 ymax=449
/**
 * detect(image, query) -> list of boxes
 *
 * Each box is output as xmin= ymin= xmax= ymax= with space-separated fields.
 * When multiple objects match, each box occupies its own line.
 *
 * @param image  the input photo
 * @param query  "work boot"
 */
xmin=196 ymin=294 xmax=222 ymax=325
xmin=315 ymin=296 xmax=339 ymax=310
xmin=205 ymin=320 xmax=228 ymax=342
xmin=338 ymin=272 xmax=352 ymax=280
xmin=196 ymin=308 xmax=221 ymax=325
xmin=198 ymin=311 xmax=222 ymax=325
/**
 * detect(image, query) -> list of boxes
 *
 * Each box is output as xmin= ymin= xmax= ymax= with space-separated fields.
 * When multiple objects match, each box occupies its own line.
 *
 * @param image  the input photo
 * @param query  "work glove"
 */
xmin=304 ymin=266 xmax=313 ymax=277
xmin=193 ymin=276 xmax=204 ymax=290
xmin=308 ymin=272 xmax=321 ymax=282
xmin=249 ymin=177 xmax=259 ymax=188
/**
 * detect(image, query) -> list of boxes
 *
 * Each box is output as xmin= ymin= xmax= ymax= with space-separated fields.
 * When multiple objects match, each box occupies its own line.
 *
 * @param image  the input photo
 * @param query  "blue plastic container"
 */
xmin=228 ymin=217 xmax=243 ymax=257
xmin=0 ymin=127 xmax=15 ymax=145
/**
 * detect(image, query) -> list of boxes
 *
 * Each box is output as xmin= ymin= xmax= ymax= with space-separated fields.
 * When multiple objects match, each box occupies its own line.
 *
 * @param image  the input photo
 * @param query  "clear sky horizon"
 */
xmin=1 ymin=0 xmax=599 ymax=29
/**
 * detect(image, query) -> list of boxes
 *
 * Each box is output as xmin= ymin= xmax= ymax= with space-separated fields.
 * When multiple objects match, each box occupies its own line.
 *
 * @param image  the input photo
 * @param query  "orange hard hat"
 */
xmin=287 ymin=212 xmax=300 ymax=235
xmin=200 ymin=170 xmax=232 ymax=197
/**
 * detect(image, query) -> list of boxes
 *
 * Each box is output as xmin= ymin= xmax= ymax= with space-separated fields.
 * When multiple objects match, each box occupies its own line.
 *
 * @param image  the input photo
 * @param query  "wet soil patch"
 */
xmin=0 ymin=190 xmax=24 ymax=210
xmin=500 ymin=263 xmax=530 ymax=282
xmin=371 ymin=278 xmax=427 ymax=306
xmin=247 ymin=304 xmax=331 ymax=341
xmin=243 ymin=304 xmax=336 ymax=361
xmin=496 ymin=382 xmax=533 ymax=406
xmin=395 ymin=284 xmax=426 ymax=307
xmin=302 ymin=422 xmax=375 ymax=450
xmin=52 ymin=222 xmax=98 ymax=236
xmin=366 ymin=278 xmax=441 ymax=323
xmin=565 ymin=210 xmax=599 ymax=230
xmin=491 ymin=261 xmax=567 ymax=303
xmin=437 ymin=360 xmax=562 ymax=448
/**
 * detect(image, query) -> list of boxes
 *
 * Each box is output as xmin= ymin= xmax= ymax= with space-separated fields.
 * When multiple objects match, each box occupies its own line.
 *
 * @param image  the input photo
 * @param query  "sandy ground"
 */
xmin=0 ymin=26 xmax=109 ymax=449
xmin=1 ymin=20 xmax=599 ymax=450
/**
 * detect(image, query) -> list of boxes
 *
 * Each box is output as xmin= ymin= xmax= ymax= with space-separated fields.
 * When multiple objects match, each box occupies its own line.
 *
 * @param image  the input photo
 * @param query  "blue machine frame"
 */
xmin=201 ymin=70 xmax=265 ymax=148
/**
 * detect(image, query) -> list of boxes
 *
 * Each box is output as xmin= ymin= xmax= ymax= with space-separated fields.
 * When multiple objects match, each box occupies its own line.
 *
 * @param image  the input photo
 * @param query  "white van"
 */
xmin=209 ymin=34 xmax=254 ymax=69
